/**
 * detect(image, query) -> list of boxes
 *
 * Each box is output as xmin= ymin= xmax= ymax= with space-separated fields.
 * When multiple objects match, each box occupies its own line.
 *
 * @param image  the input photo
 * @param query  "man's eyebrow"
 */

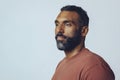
xmin=54 ymin=20 xmax=75 ymax=24
xmin=63 ymin=20 xmax=75 ymax=24
xmin=55 ymin=20 xmax=58 ymax=23
xmin=63 ymin=20 xmax=72 ymax=23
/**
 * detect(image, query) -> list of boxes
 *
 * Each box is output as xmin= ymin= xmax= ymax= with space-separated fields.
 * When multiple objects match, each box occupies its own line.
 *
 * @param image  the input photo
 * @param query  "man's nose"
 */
xmin=57 ymin=25 xmax=64 ymax=33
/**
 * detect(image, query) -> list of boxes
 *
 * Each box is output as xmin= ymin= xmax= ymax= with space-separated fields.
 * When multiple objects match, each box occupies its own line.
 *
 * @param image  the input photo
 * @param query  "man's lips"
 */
xmin=55 ymin=33 xmax=67 ymax=41
xmin=57 ymin=36 xmax=66 ymax=41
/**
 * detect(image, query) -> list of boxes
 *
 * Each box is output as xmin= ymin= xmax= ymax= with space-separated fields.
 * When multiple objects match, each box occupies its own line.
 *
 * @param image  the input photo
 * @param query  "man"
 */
xmin=52 ymin=5 xmax=115 ymax=80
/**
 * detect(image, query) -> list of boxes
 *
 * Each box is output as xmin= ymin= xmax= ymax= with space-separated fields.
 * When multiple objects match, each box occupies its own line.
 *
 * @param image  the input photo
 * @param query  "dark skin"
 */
xmin=55 ymin=11 xmax=89 ymax=58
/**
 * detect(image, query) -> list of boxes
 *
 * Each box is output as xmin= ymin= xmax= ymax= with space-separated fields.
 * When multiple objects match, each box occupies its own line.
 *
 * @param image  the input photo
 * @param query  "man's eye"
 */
xmin=65 ymin=23 xmax=72 ymax=27
xmin=55 ymin=23 xmax=59 ymax=27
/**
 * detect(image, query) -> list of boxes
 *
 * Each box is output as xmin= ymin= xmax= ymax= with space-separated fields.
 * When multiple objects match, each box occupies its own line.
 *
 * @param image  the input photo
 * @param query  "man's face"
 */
xmin=55 ymin=11 xmax=82 ymax=51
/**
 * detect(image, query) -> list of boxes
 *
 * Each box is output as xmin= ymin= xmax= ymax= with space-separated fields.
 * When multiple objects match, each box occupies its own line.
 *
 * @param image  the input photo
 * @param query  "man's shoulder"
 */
xmin=79 ymin=48 xmax=115 ymax=80
xmin=84 ymin=49 xmax=104 ymax=63
xmin=77 ymin=48 xmax=109 ymax=68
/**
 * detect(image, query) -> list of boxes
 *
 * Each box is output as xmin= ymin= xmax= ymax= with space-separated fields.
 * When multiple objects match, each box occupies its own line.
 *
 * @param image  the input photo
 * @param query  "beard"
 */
xmin=55 ymin=31 xmax=82 ymax=51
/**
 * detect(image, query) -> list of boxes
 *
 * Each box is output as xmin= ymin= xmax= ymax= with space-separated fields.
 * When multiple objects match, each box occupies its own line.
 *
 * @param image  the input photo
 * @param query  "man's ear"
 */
xmin=81 ymin=26 xmax=89 ymax=37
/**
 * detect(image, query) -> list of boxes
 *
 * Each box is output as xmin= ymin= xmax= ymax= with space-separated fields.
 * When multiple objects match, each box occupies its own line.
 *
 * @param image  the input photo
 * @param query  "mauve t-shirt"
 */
xmin=52 ymin=48 xmax=115 ymax=80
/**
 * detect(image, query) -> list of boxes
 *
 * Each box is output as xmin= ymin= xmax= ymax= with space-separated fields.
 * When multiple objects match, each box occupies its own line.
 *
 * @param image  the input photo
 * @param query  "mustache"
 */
xmin=55 ymin=32 xmax=67 ymax=40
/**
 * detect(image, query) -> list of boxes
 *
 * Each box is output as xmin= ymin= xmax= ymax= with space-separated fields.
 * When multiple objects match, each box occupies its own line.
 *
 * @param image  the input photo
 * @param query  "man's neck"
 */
xmin=64 ymin=43 xmax=85 ymax=58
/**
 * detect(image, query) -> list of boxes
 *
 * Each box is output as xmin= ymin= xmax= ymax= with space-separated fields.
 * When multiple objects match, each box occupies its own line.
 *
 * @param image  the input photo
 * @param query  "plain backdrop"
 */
xmin=0 ymin=0 xmax=120 ymax=80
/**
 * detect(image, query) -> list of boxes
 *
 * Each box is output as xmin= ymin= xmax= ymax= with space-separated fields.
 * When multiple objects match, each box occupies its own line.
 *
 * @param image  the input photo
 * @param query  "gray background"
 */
xmin=0 ymin=0 xmax=120 ymax=80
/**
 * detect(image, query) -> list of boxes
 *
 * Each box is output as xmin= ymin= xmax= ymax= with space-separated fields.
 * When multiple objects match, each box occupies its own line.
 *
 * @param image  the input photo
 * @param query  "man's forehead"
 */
xmin=57 ymin=11 xmax=79 ymax=18
xmin=56 ymin=11 xmax=79 ymax=22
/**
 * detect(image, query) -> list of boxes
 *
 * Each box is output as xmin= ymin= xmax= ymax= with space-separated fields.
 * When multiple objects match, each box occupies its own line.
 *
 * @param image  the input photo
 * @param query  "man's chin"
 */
xmin=58 ymin=48 xmax=65 ymax=51
xmin=56 ymin=41 xmax=65 ymax=51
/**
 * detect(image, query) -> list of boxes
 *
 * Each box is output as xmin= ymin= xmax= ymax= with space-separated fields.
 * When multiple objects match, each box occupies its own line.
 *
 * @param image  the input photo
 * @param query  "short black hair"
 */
xmin=61 ymin=5 xmax=89 ymax=27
